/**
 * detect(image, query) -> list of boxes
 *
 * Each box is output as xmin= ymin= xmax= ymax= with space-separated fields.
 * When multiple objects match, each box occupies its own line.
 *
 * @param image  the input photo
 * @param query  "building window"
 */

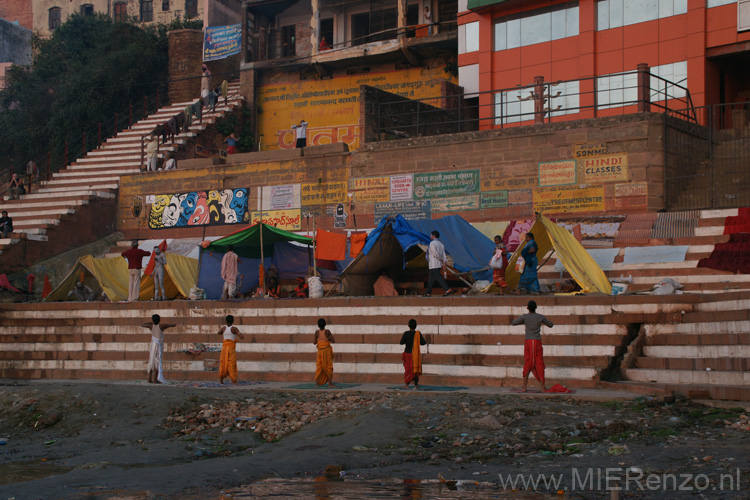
xmin=495 ymin=80 xmax=580 ymax=124
xmin=185 ymin=0 xmax=197 ymax=18
xmin=81 ymin=4 xmax=94 ymax=15
xmin=460 ymin=21 xmax=479 ymax=54
xmin=597 ymin=0 xmax=687 ymax=30
xmin=352 ymin=12 xmax=370 ymax=45
xmin=596 ymin=61 xmax=687 ymax=109
xmin=493 ymin=2 xmax=579 ymax=51
xmin=281 ymin=25 xmax=295 ymax=57
xmin=320 ymin=18 xmax=334 ymax=47
xmin=49 ymin=7 xmax=62 ymax=30
xmin=162 ymin=1 xmax=169 ymax=11
xmin=140 ymin=0 xmax=154 ymax=22
xmin=114 ymin=2 xmax=127 ymax=22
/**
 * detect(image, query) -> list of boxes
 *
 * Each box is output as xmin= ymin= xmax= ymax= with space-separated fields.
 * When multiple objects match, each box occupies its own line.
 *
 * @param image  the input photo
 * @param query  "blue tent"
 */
xmin=409 ymin=215 xmax=494 ymax=282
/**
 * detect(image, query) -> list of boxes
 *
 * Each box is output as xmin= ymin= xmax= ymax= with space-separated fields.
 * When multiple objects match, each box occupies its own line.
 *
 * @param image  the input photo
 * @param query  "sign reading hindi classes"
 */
xmin=414 ymin=169 xmax=480 ymax=199
xmin=250 ymin=209 xmax=302 ymax=231
xmin=203 ymin=24 xmax=242 ymax=62
xmin=374 ymin=200 xmax=432 ymax=221
xmin=533 ymin=184 xmax=605 ymax=214
xmin=301 ymin=181 xmax=348 ymax=205
xmin=349 ymin=176 xmax=390 ymax=203
xmin=579 ymin=154 xmax=628 ymax=183
xmin=539 ymin=160 xmax=577 ymax=187
xmin=390 ymin=174 xmax=413 ymax=201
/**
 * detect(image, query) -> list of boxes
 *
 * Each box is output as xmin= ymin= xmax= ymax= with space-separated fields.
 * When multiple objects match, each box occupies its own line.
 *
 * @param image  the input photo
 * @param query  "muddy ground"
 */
xmin=0 ymin=381 xmax=748 ymax=500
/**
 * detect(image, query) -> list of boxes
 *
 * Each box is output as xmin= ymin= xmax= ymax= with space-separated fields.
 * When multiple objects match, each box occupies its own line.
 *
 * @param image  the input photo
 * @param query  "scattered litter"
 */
xmin=608 ymin=444 xmax=630 ymax=455
xmin=651 ymin=278 xmax=683 ymax=295
xmin=44 ymin=440 xmax=56 ymax=445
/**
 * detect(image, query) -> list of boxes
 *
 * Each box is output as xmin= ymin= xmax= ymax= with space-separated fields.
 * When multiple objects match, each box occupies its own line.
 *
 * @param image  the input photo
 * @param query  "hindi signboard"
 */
xmin=414 ymin=169 xmax=480 ymax=199
xmin=533 ymin=185 xmax=605 ymax=214
xmin=539 ymin=160 xmax=577 ymax=187
xmin=203 ymin=24 xmax=242 ymax=62
xmin=374 ymin=200 xmax=432 ymax=221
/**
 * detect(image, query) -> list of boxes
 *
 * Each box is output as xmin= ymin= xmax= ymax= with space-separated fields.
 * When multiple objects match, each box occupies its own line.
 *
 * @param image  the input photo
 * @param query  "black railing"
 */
xmin=373 ymin=67 xmax=696 ymax=141
xmin=1 ymin=84 xmax=169 ymax=197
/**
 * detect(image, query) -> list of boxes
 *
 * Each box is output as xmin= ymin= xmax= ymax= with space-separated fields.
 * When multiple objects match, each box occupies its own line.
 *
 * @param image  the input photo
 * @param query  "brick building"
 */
xmin=457 ymin=0 xmax=750 ymax=127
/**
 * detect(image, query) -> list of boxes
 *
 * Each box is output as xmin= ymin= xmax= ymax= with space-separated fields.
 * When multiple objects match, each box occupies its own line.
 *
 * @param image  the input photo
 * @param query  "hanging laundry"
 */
xmin=315 ymin=229 xmax=347 ymax=261
xmin=350 ymin=231 xmax=367 ymax=258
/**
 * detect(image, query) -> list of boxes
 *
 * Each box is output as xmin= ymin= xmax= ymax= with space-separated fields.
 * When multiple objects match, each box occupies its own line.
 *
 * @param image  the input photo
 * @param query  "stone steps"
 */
xmin=1 ymin=293 xmax=748 ymax=394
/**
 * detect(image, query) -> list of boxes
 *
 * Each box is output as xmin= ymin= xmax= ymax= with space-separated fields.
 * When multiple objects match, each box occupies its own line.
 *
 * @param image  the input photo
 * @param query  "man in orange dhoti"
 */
xmin=511 ymin=300 xmax=554 ymax=392
xmin=219 ymin=314 xmax=245 ymax=384
xmin=313 ymin=318 xmax=335 ymax=386
xmin=400 ymin=318 xmax=427 ymax=389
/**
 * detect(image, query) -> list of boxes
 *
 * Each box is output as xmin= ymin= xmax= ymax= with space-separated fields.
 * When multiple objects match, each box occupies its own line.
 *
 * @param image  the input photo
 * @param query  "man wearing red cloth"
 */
xmin=511 ymin=300 xmax=553 ymax=392
xmin=121 ymin=241 xmax=150 ymax=302
xmin=400 ymin=318 xmax=427 ymax=390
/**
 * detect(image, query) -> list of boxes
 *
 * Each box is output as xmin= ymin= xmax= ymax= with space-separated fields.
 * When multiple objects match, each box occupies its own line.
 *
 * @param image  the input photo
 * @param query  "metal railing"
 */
xmin=1 ymin=84 xmax=169 ymax=197
xmin=373 ymin=66 xmax=696 ymax=141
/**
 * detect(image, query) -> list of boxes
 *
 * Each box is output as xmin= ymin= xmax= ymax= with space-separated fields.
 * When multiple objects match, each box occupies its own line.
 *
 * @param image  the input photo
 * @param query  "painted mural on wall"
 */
xmin=257 ymin=67 xmax=456 ymax=151
xmin=148 ymin=189 xmax=249 ymax=229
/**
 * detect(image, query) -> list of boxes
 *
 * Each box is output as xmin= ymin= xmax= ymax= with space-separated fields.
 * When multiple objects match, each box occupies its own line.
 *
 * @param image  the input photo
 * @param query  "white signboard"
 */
xmin=390 ymin=174 xmax=413 ymax=201
xmin=259 ymin=184 xmax=300 ymax=210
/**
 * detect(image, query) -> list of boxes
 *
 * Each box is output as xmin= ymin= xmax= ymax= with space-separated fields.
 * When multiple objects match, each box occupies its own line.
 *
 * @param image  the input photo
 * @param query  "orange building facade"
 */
xmin=457 ymin=0 xmax=750 ymax=124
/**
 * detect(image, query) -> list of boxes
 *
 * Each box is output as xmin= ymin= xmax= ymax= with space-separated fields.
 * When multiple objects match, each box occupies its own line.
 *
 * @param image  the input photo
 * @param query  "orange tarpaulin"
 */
xmin=42 ymin=275 xmax=52 ymax=298
xmin=315 ymin=229 xmax=347 ymax=261
xmin=0 ymin=274 xmax=20 ymax=293
xmin=350 ymin=232 xmax=367 ymax=258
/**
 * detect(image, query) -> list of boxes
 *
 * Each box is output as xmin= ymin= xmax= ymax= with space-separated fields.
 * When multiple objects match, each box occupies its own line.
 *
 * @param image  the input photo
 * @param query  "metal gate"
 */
xmin=665 ymin=103 xmax=750 ymax=210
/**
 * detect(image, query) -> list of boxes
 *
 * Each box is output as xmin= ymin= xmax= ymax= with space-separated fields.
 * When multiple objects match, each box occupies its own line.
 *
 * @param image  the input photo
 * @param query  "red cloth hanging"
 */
xmin=42 ymin=274 xmax=52 ymax=298
xmin=315 ymin=229 xmax=347 ymax=261
xmin=27 ymin=274 xmax=35 ymax=293
xmin=723 ymin=207 xmax=750 ymax=235
xmin=350 ymin=232 xmax=367 ymax=258
xmin=0 ymin=274 xmax=20 ymax=293
xmin=144 ymin=239 xmax=168 ymax=276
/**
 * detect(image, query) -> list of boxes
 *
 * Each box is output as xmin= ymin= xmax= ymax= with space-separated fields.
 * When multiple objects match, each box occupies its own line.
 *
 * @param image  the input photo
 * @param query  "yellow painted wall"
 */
xmin=257 ymin=66 xmax=455 ymax=151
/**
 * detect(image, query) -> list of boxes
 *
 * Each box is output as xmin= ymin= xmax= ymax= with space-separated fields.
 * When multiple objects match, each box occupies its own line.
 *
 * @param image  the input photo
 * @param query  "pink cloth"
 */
xmin=221 ymin=251 xmax=239 ymax=283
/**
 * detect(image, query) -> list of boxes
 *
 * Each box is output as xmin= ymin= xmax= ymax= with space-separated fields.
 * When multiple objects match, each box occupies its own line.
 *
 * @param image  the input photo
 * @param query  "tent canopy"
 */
xmin=45 ymin=254 xmax=198 ymax=302
xmin=409 ymin=215 xmax=495 ymax=281
xmin=340 ymin=216 xmax=432 ymax=296
xmin=504 ymin=214 xmax=612 ymax=294
xmin=202 ymin=222 xmax=312 ymax=259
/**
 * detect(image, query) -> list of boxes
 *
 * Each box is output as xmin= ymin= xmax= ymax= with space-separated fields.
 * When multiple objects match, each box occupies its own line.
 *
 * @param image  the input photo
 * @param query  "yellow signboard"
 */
xmin=573 ymin=143 xmax=609 ymax=158
xmin=349 ymin=176 xmax=390 ymax=203
xmin=257 ymin=67 xmax=454 ymax=151
xmin=301 ymin=181 xmax=348 ymax=205
xmin=250 ymin=209 xmax=302 ymax=231
xmin=533 ymin=185 xmax=605 ymax=214
xmin=539 ymin=160 xmax=577 ymax=187
xmin=579 ymin=154 xmax=628 ymax=183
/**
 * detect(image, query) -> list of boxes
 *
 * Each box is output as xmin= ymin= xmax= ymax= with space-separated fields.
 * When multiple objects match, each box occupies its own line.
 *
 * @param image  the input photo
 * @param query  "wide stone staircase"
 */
xmin=0 ymin=81 xmax=243 ymax=272
xmin=0 ymin=293 xmax=743 ymax=399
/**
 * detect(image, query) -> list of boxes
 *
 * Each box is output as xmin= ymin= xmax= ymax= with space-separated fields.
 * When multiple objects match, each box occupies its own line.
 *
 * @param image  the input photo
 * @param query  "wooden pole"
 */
xmin=259 ymin=187 xmax=265 ymax=296
xmin=312 ymin=214 xmax=317 ymax=278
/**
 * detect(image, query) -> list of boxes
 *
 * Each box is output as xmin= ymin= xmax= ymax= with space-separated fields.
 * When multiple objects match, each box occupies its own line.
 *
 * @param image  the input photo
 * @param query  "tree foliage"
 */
xmin=0 ymin=14 xmax=200 ymax=173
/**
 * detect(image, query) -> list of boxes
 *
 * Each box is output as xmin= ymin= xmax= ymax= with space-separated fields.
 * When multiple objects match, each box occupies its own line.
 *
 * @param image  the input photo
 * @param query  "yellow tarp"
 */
xmin=45 ymin=253 xmax=199 ymax=302
xmin=140 ymin=253 xmax=199 ymax=300
xmin=504 ymin=214 xmax=611 ymax=294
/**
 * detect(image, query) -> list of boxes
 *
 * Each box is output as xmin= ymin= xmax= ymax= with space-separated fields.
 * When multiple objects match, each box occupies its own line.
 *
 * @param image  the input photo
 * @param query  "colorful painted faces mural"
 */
xmin=148 ymin=189 xmax=248 ymax=229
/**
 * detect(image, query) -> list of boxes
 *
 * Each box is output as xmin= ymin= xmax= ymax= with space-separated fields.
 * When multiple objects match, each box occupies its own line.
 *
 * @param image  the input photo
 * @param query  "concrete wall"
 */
xmin=0 ymin=0 xmax=33 ymax=29
xmin=0 ymin=17 xmax=31 ymax=66
xmin=116 ymin=113 xmax=665 ymax=240
xmin=168 ymin=29 xmax=203 ymax=104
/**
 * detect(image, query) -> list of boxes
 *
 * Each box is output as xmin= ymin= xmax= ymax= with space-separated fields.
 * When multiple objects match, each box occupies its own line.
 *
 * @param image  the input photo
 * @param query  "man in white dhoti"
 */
xmin=141 ymin=314 xmax=176 ymax=384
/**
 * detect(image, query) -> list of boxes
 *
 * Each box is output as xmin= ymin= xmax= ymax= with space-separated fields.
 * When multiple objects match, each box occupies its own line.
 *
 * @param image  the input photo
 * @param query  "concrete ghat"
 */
xmin=0 ymin=293 xmax=748 ymax=392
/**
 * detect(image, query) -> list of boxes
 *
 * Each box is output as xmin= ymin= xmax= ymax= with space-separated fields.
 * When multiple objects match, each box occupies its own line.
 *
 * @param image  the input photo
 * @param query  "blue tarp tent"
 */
xmin=409 ymin=215 xmax=494 ymax=282
xmin=339 ymin=215 xmax=432 ymax=296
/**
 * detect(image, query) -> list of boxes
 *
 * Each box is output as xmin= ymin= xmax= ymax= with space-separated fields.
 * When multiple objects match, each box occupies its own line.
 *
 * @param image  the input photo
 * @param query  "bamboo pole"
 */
xmin=259 ymin=187 xmax=266 ymax=297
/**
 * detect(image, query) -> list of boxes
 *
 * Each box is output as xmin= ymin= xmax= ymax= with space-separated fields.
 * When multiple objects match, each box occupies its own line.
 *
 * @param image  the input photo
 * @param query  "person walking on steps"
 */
xmin=423 ymin=230 xmax=455 ymax=297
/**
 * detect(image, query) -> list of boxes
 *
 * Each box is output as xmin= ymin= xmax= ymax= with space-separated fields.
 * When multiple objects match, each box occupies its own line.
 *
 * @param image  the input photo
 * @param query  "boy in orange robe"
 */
xmin=400 ymin=318 xmax=427 ymax=389
xmin=313 ymin=318 xmax=335 ymax=386
xmin=218 ymin=314 xmax=245 ymax=384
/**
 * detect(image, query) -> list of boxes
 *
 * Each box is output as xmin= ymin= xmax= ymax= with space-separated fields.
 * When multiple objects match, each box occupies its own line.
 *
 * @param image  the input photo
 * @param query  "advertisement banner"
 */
xmin=539 ymin=160 xmax=577 ymax=187
xmin=533 ymin=185 xmax=605 ymax=214
xmin=260 ymin=184 xmax=300 ymax=210
xmin=390 ymin=174 xmax=413 ymax=201
xmin=579 ymin=154 xmax=629 ymax=183
xmin=301 ymin=181 xmax=348 ymax=205
xmin=250 ymin=209 xmax=302 ymax=231
xmin=350 ymin=176 xmax=390 ymax=203
xmin=374 ymin=200 xmax=432 ymax=221
xmin=203 ymin=24 xmax=242 ymax=62
xmin=414 ymin=169 xmax=480 ymax=199
xmin=431 ymin=195 xmax=480 ymax=213
xmin=149 ymin=189 xmax=248 ymax=229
